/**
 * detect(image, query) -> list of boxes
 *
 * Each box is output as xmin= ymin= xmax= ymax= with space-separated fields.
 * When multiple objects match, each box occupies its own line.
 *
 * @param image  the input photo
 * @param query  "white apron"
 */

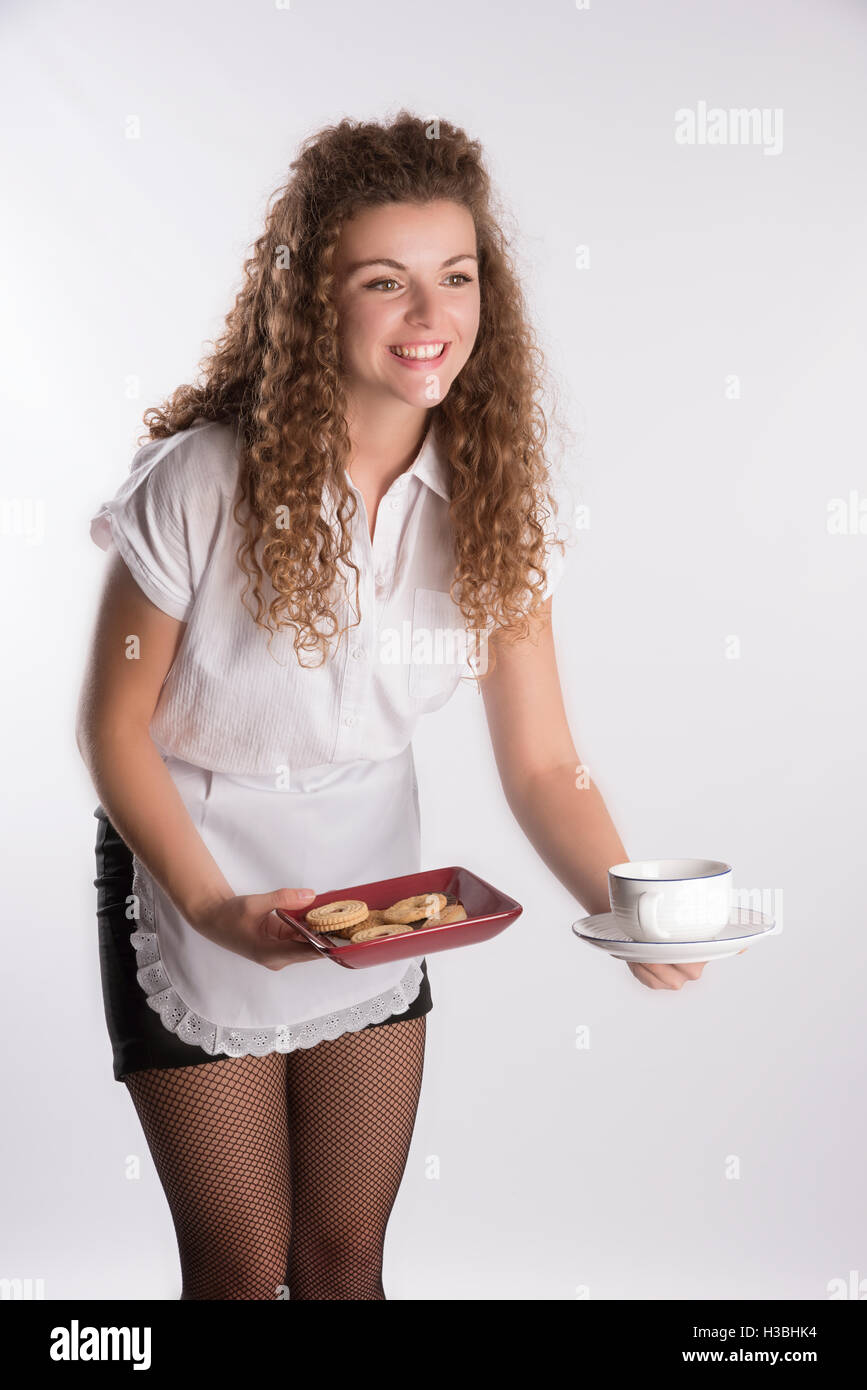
xmin=129 ymin=745 xmax=426 ymax=1058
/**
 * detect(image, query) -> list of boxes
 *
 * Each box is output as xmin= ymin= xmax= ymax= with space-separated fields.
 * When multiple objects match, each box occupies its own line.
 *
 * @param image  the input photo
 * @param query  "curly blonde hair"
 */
xmin=140 ymin=109 xmax=568 ymax=672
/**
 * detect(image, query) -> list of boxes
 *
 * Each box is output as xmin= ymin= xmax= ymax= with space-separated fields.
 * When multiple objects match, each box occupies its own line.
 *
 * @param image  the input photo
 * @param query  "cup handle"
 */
xmin=636 ymin=891 xmax=669 ymax=941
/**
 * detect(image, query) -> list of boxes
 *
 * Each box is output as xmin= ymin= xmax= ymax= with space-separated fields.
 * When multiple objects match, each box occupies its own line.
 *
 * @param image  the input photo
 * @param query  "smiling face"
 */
xmin=332 ymin=198 xmax=481 ymax=409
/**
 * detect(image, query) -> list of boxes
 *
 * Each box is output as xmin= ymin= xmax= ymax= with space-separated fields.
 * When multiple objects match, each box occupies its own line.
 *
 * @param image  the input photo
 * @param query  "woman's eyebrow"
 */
xmin=345 ymin=253 xmax=478 ymax=275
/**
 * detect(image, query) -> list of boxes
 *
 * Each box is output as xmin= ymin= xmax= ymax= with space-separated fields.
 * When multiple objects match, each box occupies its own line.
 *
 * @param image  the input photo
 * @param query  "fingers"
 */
xmin=627 ymin=960 xmax=708 ymax=990
xmin=260 ymin=910 xmax=319 ymax=962
xmin=640 ymin=963 xmax=689 ymax=989
xmin=233 ymin=893 xmax=322 ymax=969
xmin=675 ymin=962 xmax=708 ymax=981
xmin=262 ymin=908 xmax=306 ymax=942
xmin=627 ymin=949 xmax=748 ymax=990
xmin=260 ymin=933 xmax=319 ymax=970
xmin=628 ymin=962 xmax=667 ymax=989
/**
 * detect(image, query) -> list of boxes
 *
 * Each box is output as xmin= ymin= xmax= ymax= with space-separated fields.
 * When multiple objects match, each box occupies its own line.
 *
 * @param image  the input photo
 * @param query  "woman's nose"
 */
xmin=402 ymin=287 xmax=436 ymax=323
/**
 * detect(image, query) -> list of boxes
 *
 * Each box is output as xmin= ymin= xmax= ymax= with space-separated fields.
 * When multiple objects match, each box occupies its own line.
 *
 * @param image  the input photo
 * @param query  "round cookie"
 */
xmin=335 ymin=908 xmax=388 ymax=940
xmin=349 ymin=921 xmax=413 ymax=944
xmin=384 ymin=892 xmax=447 ymax=925
xmin=424 ymin=902 xmax=467 ymax=926
xmin=305 ymin=898 xmax=369 ymax=932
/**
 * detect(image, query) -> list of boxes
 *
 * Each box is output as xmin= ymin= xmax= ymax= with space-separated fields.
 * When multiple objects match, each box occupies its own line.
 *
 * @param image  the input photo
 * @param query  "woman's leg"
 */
xmin=95 ymin=806 xmax=293 ymax=1300
xmin=124 ymin=1052 xmax=292 ymax=1300
xmin=285 ymin=1014 xmax=427 ymax=1300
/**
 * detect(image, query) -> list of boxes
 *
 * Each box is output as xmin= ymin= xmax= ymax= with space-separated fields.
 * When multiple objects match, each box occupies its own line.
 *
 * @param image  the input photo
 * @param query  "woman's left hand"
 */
xmin=627 ymin=948 xmax=748 ymax=990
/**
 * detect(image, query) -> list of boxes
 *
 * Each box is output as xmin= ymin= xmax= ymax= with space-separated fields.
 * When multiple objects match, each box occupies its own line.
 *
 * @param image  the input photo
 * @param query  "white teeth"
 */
xmin=388 ymin=343 xmax=445 ymax=360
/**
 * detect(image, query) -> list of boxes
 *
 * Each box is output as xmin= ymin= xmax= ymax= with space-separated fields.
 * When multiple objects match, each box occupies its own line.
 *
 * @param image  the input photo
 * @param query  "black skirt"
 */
xmin=93 ymin=807 xmax=433 ymax=1082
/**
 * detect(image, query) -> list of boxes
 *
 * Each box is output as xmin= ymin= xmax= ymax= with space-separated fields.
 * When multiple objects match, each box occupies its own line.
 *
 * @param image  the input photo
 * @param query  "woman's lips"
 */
xmin=385 ymin=342 xmax=451 ymax=370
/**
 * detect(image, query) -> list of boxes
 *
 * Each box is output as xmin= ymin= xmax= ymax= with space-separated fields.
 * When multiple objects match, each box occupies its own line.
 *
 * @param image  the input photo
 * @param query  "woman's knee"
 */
xmin=179 ymin=1241 xmax=290 ymax=1300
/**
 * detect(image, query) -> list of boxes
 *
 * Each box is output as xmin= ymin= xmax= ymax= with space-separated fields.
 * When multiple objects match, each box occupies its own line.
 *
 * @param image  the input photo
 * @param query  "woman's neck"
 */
xmin=345 ymin=403 xmax=433 ymax=492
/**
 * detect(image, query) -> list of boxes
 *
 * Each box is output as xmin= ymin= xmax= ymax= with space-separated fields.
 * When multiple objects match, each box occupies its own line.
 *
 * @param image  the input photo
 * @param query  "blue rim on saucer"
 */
xmin=572 ymin=907 xmax=775 ymax=946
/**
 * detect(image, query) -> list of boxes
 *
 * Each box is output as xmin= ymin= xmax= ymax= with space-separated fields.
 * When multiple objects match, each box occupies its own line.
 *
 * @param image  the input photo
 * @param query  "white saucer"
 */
xmin=571 ymin=907 xmax=777 ymax=963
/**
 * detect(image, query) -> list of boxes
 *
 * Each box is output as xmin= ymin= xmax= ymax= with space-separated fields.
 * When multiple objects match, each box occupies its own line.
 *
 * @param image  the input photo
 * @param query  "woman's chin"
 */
xmin=386 ymin=375 xmax=452 ymax=407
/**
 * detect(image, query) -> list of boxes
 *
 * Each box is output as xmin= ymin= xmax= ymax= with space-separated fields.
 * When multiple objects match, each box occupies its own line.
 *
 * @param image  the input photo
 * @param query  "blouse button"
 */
xmin=351 ymin=647 xmax=364 ymax=660
xmin=344 ymin=714 xmax=358 ymax=728
xmin=389 ymin=498 xmax=400 ymax=511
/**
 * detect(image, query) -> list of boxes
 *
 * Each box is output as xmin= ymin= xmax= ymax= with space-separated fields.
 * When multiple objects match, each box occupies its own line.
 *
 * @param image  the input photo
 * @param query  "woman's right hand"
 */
xmin=188 ymin=889 xmax=324 ymax=970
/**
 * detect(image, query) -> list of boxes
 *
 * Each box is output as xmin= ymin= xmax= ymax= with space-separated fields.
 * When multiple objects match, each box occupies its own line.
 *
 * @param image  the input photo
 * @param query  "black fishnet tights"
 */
xmin=124 ymin=1015 xmax=426 ymax=1300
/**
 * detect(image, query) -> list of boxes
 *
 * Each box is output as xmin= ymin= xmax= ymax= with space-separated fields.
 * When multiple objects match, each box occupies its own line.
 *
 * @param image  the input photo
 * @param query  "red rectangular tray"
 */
xmin=275 ymin=865 xmax=522 ymax=969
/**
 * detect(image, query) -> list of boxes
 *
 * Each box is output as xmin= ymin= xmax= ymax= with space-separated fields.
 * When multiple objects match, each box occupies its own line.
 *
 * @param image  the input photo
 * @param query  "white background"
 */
xmin=2 ymin=0 xmax=865 ymax=1299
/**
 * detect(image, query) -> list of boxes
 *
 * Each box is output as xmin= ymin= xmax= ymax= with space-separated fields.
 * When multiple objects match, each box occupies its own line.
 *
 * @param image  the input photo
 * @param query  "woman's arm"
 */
xmin=478 ymin=597 xmax=626 ymax=917
xmin=77 ymin=553 xmax=321 ymax=968
xmin=479 ymin=598 xmax=710 ymax=991
xmin=76 ymin=551 xmax=237 ymax=926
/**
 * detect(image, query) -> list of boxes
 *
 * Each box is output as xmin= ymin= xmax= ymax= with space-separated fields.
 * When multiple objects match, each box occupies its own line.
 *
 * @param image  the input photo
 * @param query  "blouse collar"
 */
xmin=407 ymin=416 xmax=450 ymax=501
xmin=340 ymin=414 xmax=450 ymax=503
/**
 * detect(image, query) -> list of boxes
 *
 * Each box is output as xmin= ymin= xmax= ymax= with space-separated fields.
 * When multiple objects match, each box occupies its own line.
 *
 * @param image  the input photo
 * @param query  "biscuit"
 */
xmin=335 ymin=908 xmax=388 ymax=940
xmin=348 ymin=921 xmax=412 ymax=944
xmin=424 ymin=902 xmax=467 ymax=926
xmin=305 ymin=899 xmax=369 ymax=931
xmin=384 ymin=892 xmax=447 ymax=924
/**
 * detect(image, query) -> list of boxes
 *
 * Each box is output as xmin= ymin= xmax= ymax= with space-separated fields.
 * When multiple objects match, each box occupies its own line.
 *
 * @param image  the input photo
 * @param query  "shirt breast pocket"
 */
xmin=408 ymin=587 xmax=472 ymax=702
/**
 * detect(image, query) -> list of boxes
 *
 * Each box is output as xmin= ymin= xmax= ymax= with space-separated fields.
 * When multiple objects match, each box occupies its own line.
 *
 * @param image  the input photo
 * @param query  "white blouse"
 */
xmin=89 ymin=416 xmax=568 ymax=777
xmin=89 ymin=416 xmax=570 ymax=1058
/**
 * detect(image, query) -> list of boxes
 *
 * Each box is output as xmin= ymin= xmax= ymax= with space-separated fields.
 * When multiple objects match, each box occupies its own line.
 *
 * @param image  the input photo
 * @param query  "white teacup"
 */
xmin=608 ymin=859 xmax=732 ymax=942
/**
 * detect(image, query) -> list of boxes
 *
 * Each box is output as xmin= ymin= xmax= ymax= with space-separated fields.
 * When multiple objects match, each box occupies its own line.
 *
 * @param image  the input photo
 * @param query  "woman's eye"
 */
xmin=364 ymin=274 xmax=473 ymax=291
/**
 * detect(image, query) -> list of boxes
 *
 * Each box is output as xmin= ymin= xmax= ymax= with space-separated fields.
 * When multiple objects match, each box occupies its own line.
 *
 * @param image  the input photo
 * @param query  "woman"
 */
xmin=77 ymin=111 xmax=707 ymax=1302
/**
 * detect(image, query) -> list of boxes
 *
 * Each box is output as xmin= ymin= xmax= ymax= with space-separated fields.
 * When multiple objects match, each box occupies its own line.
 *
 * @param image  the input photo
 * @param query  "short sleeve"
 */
xmin=90 ymin=422 xmax=235 ymax=622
